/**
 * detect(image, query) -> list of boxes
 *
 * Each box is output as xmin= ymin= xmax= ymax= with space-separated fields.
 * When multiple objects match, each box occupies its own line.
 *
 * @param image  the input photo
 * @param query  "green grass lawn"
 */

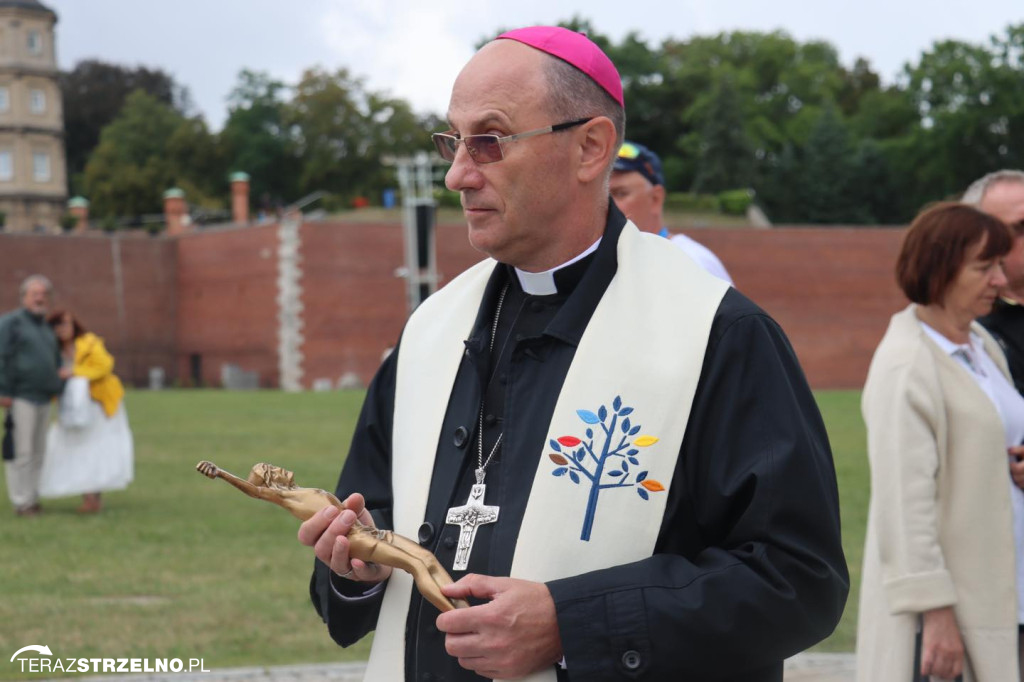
xmin=0 ymin=389 xmax=867 ymax=678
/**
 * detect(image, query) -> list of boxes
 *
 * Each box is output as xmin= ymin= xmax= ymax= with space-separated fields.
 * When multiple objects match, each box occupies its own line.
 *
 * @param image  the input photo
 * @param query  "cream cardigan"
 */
xmin=856 ymin=304 xmax=1020 ymax=682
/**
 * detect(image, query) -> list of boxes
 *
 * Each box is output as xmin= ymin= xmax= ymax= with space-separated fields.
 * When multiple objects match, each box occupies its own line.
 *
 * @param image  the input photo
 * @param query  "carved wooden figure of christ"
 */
xmin=195 ymin=461 xmax=468 ymax=613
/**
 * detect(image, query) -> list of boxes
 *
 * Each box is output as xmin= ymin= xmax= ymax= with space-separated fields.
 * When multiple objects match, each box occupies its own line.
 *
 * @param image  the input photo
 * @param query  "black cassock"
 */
xmin=311 ymin=206 xmax=849 ymax=681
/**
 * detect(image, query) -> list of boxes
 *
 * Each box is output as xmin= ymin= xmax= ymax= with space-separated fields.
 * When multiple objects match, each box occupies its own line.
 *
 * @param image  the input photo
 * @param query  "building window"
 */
xmin=0 ymin=87 xmax=9 ymax=112
xmin=27 ymin=30 xmax=41 ymax=55
xmin=0 ymin=151 xmax=13 ymax=181
xmin=29 ymin=89 xmax=44 ymax=114
xmin=32 ymin=152 xmax=49 ymax=182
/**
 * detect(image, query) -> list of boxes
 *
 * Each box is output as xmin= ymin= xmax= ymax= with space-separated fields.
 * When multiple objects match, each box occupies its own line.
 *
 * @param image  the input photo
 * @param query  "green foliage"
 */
xmin=65 ymin=21 xmax=1024 ymax=226
xmin=716 ymin=189 xmax=753 ymax=215
xmin=220 ymin=70 xmax=299 ymax=211
xmin=663 ymin=192 xmax=719 ymax=212
xmin=82 ymin=91 xmax=224 ymax=220
xmin=59 ymin=213 xmax=78 ymax=232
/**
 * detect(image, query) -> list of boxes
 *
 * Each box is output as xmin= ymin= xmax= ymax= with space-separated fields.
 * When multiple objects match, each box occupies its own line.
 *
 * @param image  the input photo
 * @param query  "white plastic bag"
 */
xmin=59 ymin=376 xmax=93 ymax=428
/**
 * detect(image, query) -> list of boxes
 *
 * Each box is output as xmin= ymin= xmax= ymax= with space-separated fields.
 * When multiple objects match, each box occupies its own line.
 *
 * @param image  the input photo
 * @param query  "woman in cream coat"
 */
xmin=857 ymin=202 xmax=1024 ymax=681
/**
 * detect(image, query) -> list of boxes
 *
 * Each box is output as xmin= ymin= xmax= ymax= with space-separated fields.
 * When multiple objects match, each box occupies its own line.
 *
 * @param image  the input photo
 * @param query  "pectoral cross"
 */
xmin=445 ymin=475 xmax=499 ymax=571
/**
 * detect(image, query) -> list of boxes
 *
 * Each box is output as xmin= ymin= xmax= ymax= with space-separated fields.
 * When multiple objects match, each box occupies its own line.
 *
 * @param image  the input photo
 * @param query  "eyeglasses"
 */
xmin=432 ymin=117 xmax=592 ymax=164
xmin=617 ymin=142 xmax=642 ymax=160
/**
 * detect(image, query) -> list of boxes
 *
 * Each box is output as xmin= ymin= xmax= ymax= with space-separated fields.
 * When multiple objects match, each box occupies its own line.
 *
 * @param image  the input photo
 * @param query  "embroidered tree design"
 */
xmin=548 ymin=395 xmax=665 ymax=541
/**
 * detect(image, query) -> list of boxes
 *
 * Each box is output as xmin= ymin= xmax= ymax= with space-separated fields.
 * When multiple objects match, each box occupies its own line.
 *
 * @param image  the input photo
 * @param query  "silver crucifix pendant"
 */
xmin=445 ymin=469 xmax=500 ymax=571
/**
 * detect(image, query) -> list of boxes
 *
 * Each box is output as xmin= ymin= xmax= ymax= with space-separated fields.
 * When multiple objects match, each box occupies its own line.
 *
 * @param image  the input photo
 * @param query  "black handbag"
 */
xmin=2 ymin=409 xmax=13 ymax=461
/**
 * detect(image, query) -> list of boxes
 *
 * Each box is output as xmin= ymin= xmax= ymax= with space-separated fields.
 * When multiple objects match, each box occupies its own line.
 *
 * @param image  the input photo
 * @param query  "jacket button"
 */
xmin=453 ymin=426 xmax=469 ymax=448
xmin=417 ymin=522 xmax=434 ymax=545
xmin=621 ymin=650 xmax=642 ymax=670
xmin=444 ymin=536 xmax=456 ymax=549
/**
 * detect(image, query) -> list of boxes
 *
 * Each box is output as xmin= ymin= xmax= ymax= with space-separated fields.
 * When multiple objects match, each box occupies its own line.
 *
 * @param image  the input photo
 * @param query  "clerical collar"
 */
xmin=513 ymin=239 xmax=601 ymax=295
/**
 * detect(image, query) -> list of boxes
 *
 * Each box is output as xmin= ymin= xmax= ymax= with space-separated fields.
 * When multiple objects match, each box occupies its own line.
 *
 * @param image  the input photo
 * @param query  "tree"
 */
xmin=220 ymin=70 xmax=300 ymax=209
xmin=689 ymin=72 xmax=753 ymax=193
xmin=287 ymin=67 xmax=433 ymax=206
xmin=60 ymin=60 xmax=192 ymax=194
xmin=82 ymin=91 xmax=220 ymax=220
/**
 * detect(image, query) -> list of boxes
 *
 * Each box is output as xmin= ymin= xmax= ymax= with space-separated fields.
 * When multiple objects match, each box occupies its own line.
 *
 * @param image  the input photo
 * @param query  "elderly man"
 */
xmin=0 ymin=274 xmax=64 ymax=516
xmin=300 ymin=27 xmax=847 ymax=681
xmin=609 ymin=140 xmax=733 ymax=283
xmin=967 ymin=170 xmax=1024 ymax=393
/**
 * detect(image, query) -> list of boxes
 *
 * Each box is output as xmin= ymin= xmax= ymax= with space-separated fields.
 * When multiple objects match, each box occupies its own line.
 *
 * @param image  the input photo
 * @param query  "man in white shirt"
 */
xmin=609 ymin=141 xmax=733 ymax=284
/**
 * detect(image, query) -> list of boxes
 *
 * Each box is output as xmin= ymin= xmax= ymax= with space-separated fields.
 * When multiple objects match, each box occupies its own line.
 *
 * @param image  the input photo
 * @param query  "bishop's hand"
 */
xmin=297 ymin=492 xmax=392 ymax=584
xmin=437 ymin=574 xmax=563 ymax=679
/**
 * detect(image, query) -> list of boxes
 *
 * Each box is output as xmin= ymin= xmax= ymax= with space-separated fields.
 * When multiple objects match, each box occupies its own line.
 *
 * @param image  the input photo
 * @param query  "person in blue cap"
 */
xmin=610 ymin=141 xmax=733 ymax=283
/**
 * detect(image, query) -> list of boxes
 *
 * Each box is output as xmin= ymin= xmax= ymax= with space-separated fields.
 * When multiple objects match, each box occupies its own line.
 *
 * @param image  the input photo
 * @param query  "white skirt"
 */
xmin=39 ymin=400 xmax=134 ymax=498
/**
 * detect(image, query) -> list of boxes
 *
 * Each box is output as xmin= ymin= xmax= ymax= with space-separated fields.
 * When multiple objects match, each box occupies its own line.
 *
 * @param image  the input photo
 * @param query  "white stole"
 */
xmin=366 ymin=222 xmax=729 ymax=681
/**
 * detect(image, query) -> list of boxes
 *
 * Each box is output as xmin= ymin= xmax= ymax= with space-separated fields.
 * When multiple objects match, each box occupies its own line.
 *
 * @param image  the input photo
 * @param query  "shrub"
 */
xmin=717 ymin=189 xmax=754 ymax=216
xmin=664 ymin=192 xmax=719 ymax=213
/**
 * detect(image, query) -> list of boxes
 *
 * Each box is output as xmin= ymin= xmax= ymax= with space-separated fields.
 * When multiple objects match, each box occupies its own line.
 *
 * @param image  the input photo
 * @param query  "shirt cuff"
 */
xmin=329 ymin=572 xmax=387 ymax=602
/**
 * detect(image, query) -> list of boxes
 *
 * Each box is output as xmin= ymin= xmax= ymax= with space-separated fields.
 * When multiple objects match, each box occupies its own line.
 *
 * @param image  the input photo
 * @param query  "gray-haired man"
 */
xmin=966 ymin=170 xmax=1024 ymax=394
xmin=0 ymin=274 xmax=64 ymax=516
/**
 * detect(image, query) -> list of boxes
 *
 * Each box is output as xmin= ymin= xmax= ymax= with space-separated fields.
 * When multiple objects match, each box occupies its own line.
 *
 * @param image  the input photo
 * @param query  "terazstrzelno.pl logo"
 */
xmin=11 ymin=645 xmax=210 ymax=674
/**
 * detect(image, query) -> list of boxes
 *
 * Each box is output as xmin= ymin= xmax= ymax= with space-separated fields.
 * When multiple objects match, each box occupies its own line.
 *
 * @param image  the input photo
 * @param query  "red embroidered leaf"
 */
xmin=557 ymin=436 xmax=582 ymax=447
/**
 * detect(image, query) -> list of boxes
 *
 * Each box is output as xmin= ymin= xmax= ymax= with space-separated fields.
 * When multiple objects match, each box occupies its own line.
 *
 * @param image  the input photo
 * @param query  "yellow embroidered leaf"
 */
xmin=641 ymin=479 xmax=665 ymax=492
xmin=633 ymin=435 xmax=659 ymax=447
xmin=549 ymin=454 xmax=569 ymax=466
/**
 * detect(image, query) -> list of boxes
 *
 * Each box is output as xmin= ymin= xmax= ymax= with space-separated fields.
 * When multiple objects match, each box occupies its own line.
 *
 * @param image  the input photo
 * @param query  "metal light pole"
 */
xmin=391 ymin=151 xmax=440 ymax=315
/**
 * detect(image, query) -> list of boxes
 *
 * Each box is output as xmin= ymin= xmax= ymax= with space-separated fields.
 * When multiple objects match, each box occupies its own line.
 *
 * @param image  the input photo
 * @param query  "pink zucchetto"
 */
xmin=496 ymin=26 xmax=624 ymax=108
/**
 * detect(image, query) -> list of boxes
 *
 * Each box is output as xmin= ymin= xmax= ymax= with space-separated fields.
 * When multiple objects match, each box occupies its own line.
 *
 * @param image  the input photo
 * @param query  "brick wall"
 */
xmin=174 ymin=224 xmax=280 ymax=387
xmin=0 ymin=222 xmax=909 ymax=391
xmin=0 ymin=231 xmax=177 ymax=386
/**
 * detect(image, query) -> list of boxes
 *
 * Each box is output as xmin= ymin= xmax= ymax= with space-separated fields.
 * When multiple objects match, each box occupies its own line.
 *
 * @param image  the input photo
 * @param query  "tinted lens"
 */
xmin=432 ymin=134 xmax=458 ymax=162
xmin=464 ymin=135 xmax=503 ymax=163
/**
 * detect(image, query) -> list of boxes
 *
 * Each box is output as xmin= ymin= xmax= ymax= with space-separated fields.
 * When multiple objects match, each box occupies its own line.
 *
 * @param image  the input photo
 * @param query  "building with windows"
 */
xmin=0 ymin=0 xmax=65 ymax=232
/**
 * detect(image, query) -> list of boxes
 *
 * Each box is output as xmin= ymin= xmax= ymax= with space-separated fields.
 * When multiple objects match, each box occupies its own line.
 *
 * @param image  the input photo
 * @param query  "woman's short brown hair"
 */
xmin=896 ymin=202 xmax=1014 ymax=305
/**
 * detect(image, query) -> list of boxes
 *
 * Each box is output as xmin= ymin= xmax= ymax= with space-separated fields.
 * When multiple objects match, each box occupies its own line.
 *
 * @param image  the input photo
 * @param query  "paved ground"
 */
xmin=38 ymin=652 xmax=855 ymax=681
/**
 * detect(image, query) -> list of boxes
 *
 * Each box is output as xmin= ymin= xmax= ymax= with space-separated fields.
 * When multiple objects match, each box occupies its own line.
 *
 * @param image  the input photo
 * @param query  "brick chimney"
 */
xmin=68 ymin=196 xmax=89 ymax=232
xmin=163 ymin=187 xmax=190 ymax=235
xmin=229 ymin=171 xmax=250 ymax=225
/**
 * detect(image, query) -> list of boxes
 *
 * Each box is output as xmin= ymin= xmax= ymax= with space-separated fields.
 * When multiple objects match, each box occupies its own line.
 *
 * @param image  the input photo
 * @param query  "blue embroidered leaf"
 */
xmin=619 ymin=407 xmax=634 ymax=416
xmin=549 ymin=439 xmax=562 ymax=452
xmin=552 ymin=467 xmax=568 ymax=477
xmin=574 ymin=448 xmax=585 ymax=462
xmin=613 ymin=395 xmax=622 ymax=411
xmin=609 ymin=470 xmax=624 ymax=477
xmin=628 ymin=457 xmax=639 ymax=466
xmin=586 ymin=428 xmax=593 ymax=439
xmin=577 ymin=410 xmax=601 ymax=424
xmin=598 ymin=405 xmax=608 ymax=421
xmin=627 ymin=448 xmax=639 ymax=456
xmin=622 ymin=461 xmax=630 ymax=473
xmin=629 ymin=425 xmax=641 ymax=436
xmin=569 ymin=471 xmax=580 ymax=485
xmin=637 ymin=488 xmax=649 ymax=501
xmin=636 ymin=470 xmax=648 ymax=482
xmin=621 ymin=417 xmax=632 ymax=433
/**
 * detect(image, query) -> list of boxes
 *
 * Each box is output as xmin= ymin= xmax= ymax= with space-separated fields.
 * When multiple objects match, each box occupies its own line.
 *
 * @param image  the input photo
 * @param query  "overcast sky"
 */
xmin=45 ymin=0 xmax=1023 ymax=132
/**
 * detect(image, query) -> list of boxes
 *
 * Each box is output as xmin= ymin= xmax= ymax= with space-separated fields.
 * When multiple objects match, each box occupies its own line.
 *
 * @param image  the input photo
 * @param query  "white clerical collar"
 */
xmin=514 ymin=239 xmax=601 ymax=295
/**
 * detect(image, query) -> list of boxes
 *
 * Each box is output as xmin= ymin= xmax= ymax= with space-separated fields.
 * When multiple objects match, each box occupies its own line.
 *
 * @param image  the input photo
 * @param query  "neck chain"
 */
xmin=476 ymin=283 xmax=508 ymax=481
xmin=444 ymin=282 xmax=508 ymax=571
